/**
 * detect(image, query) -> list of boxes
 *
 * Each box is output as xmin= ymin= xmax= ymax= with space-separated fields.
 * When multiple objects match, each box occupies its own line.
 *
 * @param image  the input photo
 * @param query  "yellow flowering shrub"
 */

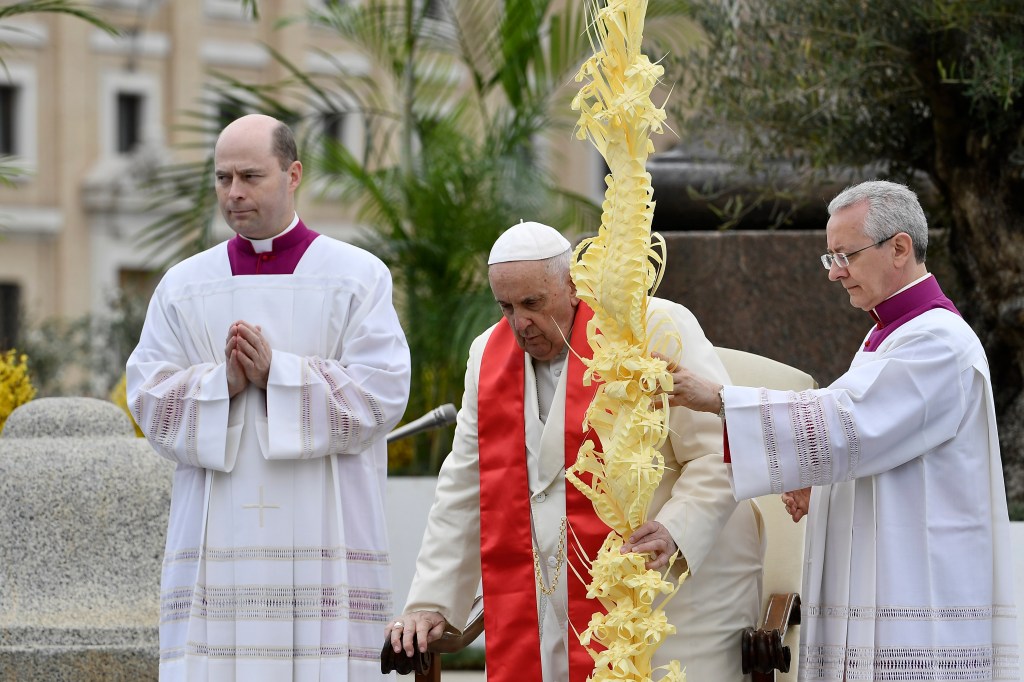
xmin=0 ymin=349 xmax=36 ymax=434
xmin=109 ymin=373 xmax=145 ymax=437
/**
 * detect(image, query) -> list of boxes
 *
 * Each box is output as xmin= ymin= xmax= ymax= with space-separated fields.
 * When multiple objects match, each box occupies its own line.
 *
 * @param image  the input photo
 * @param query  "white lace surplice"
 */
xmin=725 ymin=309 xmax=1020 ymax=681
xmin=127 ymin=238 xmax=410 ymax=681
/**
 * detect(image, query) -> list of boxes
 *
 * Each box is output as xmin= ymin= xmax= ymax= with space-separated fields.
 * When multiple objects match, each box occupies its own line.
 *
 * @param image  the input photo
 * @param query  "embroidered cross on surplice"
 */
xmin=242 ymin=485 xmax=280 ymax=528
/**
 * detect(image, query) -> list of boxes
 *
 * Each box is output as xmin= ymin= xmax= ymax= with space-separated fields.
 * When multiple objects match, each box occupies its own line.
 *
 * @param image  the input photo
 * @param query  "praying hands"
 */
xmin=225 ymin=320 xmax=273 ymax=397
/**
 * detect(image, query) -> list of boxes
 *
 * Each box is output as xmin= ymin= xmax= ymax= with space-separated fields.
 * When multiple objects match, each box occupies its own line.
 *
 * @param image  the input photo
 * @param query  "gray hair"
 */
xmin=827 ymin=180 xmax=928 ymax=262
xmin=271 ymin=121 xmax=299 ymax=171
xmin=544 ymin=249 xmax=572 ymax=279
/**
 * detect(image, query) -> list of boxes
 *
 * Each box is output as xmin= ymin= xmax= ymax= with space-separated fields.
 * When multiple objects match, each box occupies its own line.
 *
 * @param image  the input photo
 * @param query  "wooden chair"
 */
xmin=382 ymin=347 xmax=816 ymax=681
xmin=714 ymin=346 xmax=817 ymax=682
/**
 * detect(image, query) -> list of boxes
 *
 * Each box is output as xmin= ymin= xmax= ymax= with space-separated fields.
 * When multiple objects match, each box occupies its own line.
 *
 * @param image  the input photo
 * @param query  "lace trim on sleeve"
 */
xmin=306 ymin=358 xmax=387 ymax=455
xmin=138 ymin=370 xmax=201 ymax=467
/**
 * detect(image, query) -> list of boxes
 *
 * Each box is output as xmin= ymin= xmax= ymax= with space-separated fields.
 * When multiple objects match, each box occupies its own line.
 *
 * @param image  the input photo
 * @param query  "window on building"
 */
xmin=100 ymin=71 xmax=162 ymax=159
xmin=217 ymin=95 xmax=249 ymax=131
xmin=118 ymin=268 xmax=160 ymax=302
xmin=0 ymin=284 xmax=21 ymax=350
xmin=205 ymin=0 xmax=254 ymax=19
xmin=116 ymin=92 xmax=144 ymax=154
xmin=0 ymin=65 xmax=37 ymax=168
xmin=316 ymin=107 xmax=366 ymax=163
xmin=0 ymin=85 xmax=18 ymax=155
xmin=321 ymin=110 xmax=346 ymax=145
xmin=424 ymin=0 xmax=446 ymax=20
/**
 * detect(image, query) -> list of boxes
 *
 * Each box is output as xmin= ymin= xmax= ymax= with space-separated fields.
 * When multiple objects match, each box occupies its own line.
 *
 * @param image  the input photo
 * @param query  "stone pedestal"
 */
xmin=0 ymin=398 xmax=172 ymax=681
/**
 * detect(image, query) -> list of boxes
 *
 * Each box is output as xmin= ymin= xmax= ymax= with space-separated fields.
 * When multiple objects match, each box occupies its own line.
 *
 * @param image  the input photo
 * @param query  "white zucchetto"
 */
xmin=487 ymin=221 xmax=572 ymax=265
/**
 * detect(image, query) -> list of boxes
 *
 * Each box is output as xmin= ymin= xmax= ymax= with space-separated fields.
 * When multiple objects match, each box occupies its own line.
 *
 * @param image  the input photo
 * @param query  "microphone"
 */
xmin=387 ymin=403 xmax=458 ymax=443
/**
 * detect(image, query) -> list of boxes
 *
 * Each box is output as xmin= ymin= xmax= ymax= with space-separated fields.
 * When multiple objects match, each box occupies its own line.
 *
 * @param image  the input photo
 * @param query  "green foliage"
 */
xmin=18 ymin=314 xmax=92 ymax=397
xmin=0 ymin=156 xmax=26 ymax=188
xmin=673 ymin=0 xmax=1024 ymax=217
xmin=439 ymin=645 xmax=486 ymax=670
xmin=0 ymin=0 xmax=119 ymax=30
xmin=137 ymin=0 xmax=694 ymax=473
xmin=672 ymin=0 xmax=1024 ymax=499
xmin=19 ymin=290 xmax=148 ymax=399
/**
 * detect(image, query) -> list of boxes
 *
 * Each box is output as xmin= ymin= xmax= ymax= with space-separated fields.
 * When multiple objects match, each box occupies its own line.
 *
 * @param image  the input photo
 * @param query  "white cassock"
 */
xmin=127 ymin=235 xmax=410 ymax=681
xmin=406 ymin=297 xmax=763 ymax=681
xmin=725 ymin=308 xmax=1021 ymax=680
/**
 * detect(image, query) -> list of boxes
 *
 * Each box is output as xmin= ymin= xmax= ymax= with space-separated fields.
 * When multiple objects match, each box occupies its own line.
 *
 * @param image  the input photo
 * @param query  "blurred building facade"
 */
xmin=0 ymin=0 xmax=604 ymax=351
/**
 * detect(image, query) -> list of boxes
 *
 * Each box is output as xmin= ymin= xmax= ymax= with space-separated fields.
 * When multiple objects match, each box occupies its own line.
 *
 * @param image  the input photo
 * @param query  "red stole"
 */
xmin=477 ymin=302 xmax=608 ymax=682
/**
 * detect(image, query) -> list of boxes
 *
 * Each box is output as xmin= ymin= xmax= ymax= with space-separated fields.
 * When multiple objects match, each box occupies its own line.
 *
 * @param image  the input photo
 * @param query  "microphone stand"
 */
xmin=386 ymin=403 xmax=458 ymax=444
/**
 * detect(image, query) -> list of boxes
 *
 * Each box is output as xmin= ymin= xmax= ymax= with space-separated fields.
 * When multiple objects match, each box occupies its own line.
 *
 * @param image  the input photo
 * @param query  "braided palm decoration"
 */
xmin=566 ymin=1 xmax=686 ymax=680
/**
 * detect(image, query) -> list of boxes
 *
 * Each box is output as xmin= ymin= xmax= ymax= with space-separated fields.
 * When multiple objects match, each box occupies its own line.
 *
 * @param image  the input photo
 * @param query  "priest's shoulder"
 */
xmin=892 ymin=307 xmax=986 ymax=363
xmin=155 ymin=241 xmax=231 ymax=287
xmin=307 ymin=234 xmax=391 ymax=275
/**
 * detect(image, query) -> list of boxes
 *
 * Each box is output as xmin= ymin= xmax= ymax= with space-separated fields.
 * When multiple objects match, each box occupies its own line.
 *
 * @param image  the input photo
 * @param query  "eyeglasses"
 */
xmin=820 ymin=234 xmax=895 ymax=270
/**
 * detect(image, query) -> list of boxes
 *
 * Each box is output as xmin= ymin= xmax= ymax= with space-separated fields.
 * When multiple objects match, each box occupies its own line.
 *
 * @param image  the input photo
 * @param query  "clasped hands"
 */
xmin=225 ymin=320 xmax=272 ymax=397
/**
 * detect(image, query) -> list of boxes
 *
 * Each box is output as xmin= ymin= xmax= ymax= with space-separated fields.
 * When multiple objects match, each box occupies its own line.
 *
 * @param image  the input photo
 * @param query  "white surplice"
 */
xmin=725 ymin=308 xmax=1020 ymax=681
xmin=127 ymin=236 xmax=410 ymax=681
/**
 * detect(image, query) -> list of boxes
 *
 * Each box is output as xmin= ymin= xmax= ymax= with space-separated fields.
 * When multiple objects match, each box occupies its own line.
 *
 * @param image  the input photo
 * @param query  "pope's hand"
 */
xmin=387 ymin=611 xmax=448 ymax=656
xmin=620 ymin=520 xmax=679 ymax=570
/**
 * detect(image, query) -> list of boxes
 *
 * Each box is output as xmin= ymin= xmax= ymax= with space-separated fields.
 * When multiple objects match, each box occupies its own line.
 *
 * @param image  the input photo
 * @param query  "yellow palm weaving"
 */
xmin=567 ymin=1 xmax=686 ymax=681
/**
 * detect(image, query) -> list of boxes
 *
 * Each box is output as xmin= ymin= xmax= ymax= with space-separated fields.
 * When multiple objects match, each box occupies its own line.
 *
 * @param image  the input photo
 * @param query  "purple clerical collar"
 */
xmin=863 ymin=274 xmax=961 ymax=351
xmin=227 ymin=219 xmax=320 ymax=275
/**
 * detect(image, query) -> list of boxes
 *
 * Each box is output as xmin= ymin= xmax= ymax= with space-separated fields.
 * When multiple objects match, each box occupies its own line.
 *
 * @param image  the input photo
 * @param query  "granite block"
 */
xmin=0 ymin=398 xmax=172 ymax=680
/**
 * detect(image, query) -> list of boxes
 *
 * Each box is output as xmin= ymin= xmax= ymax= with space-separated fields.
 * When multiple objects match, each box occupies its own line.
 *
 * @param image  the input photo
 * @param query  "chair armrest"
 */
xmin=741 ymin=592 xmax=801 ymax=675
xmin=428 ymin=598 xmax=485 ymax=654
xmin=380 ymin=636 xmax=434 ymax=676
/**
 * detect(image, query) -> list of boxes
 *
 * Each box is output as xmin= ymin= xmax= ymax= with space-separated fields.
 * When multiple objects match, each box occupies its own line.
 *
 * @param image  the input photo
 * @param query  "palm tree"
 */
xmin=138 ymin=0 xmax=692 ymax=472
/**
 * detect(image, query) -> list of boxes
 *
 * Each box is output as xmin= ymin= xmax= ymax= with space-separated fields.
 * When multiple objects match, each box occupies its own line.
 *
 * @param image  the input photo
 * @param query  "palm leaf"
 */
xmin=0 ymin=0 xmax=118 ymax=33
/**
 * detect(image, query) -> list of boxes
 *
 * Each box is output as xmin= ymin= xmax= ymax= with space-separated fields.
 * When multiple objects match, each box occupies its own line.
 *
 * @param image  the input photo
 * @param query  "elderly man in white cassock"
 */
xmin=667 ymin=180 xmax=1020 ymax=681
xmin=387 ymin=221 xmax=764 ymax=682
xmin=127 ymin=114 xmax=411 ymax=681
